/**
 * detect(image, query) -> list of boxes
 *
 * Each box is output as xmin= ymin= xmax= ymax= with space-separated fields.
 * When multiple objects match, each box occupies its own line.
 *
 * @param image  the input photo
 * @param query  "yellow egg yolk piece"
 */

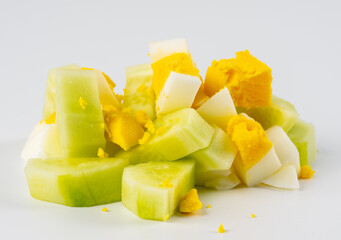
xmin=42 ymin=112 xmax=56 ymax=124
xmin=97 ymin=147 xmax=108 ymax=158
xmin=79 ymin=97 xmax=87 ymax=110
xmin=227 ymin=114 xmax=273 ymax=170
xmin=299 ymin=166 xmax=315 ymax=179
xmin=251 ymin=213 xmax=256 ymax=218
xmin=107 ymin=113 xmax=144 ymax=151
xmin=138 ymin=131 xmax=151 ymax=145
xmin=102 ymin=207 xmax=108 ymax=212
xmin=179 ymin=188 xmax=203 ymax=213
xmin=218 ymin=224 xmax=225 ymax=233
xmin=135 ymin=110 xmax=150 ymax=127
xmin=204 ymin=50 xmax=272 ymax=108
xmin=206 ymin=204 xmax=212 ymax=208
xmin=151 ymin=52 xmax=200 ymax=98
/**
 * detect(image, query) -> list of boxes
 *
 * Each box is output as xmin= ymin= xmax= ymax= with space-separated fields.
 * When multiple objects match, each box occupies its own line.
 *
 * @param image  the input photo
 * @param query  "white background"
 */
xmin=0 ymin=0 xmax=340 ymax=239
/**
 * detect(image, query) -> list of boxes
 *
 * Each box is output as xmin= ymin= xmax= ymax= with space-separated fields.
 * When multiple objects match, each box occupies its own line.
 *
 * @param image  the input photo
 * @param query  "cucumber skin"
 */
xmin=25 ymin=158 xmax=128 ymax=207
xmin=56 ymin=70 xmax=106 ymax=158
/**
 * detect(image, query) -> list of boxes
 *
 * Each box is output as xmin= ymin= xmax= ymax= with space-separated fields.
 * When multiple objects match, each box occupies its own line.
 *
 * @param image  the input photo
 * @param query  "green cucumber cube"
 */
xmin=288 ymin=119 xmax=316 ymax=166
xmin=123 ymin=64 xmax=155 ymax=120
xmin=25 ymin=158 xmax=128 ymax=207
xmin=237 ymin=96 xmax=299 ymax=132
xmin=122 ymin=159 xmax=195 ymax=221
xmin=56 ymin=70 xmax=106 ymax=157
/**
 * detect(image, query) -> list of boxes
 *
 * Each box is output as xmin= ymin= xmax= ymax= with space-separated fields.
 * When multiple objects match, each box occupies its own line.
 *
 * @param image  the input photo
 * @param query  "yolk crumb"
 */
xmin=135 ymin=110 xmax=150 ymax=127
xmin=97 ymin=147 xmax=108 ymax=158
xmin=299 ymin=166 xmax=315 ymax=179
xmin=145 ymin=120 xmax=156 ymax=134
xmin=218 ymin=223 xmax=225 ymax=233
xmin=138 ymin=132 xmax=151 ymax=145
xmin=227 ymin=114 xmax=273 ymax=169
xmin=251 ymin=213 xmax=256 ymax=218
xmin=79 ymin=97 xmax=87 ymax=110
xmin=136 ymin=83 xmax=147 ymax=93
xmin=161 ymin=179 xmax=173 ymax=188
xmin=42 ymin=112 xmax=56 ymax=124
xmin=206 ymin=204 xmax=212 ymax=208
xmin=179 ymin=188 xmax=203 ymax=213
xmin=101 ymin=72 xmax=116 ymax=91
xmin=102 ymin=207 xmax=108 ymax=212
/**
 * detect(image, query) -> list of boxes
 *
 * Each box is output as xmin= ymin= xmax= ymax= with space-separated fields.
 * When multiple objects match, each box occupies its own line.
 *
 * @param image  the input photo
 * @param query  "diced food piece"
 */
xmin=56 ymin=70 xmax=106 ymax=157
xmin=266 ymin=126 xmax=300 ymax=175
xmin=192 ymin=84 xmax=210 ymax=109
xmin=299 ymin=166 xmax=315 ymax=179
xmin=156 ymin=71 xmax=201 ymax=115
xmin=107 ymin=113 xmax=144 ymax=151
xmin=262 ymin=165 xmax=299 ymax=190
xmin=237 ymin=96 xmax=299 ymax=132
xmin=196 ymin=169 xmax=240 ymax=190
xmin=150 ymin=39 xmax=200 ymax=98
xmin=149 ymin=38 xmax=190 ymax=63
xmin=150 ymin=108 xmax=215 ymax=160
xmin=122 ymin=159 xmax=195 ymax=221
xmin=179 ymin=188 xmax=202 ymax=213
xmin=288 ymin=119 xmax=316 ymax=166
xmin=25 ymin=157 xmax=128 ymax=207
xmin=42 ymin=64 xmax=80 ymax=119
xmin=204 ymin=50 xmax=272 ymax=108
xmin=190 ymin=126 xmax=236 ymax=172
xmin=123 ymin=64 xmax=155 ymax=120
xmin=196 ymin=87 xmax=237 ymax=129
xmin=21 ymin=121 xmax=61 ymax=161
xmin=228 ymin=114 xmax=281 ymax=186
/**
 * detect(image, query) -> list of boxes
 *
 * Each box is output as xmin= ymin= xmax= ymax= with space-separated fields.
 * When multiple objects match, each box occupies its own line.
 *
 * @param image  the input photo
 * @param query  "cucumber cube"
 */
xmin=56 ymin=70 xmax=106 ymax=157
xmin=122 ymin=159 xmax=195 ymax=221
xmin=25 ymin=158 xmax=128 ymax=207
xmin=287 ymin=119 xmax=316 ymax=166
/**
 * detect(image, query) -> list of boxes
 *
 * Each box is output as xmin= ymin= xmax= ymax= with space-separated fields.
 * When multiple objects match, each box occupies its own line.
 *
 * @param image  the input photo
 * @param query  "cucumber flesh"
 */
xmin=25 ymin=157 xmax=128 ymax=207
xmin=56 ymin=70 xmax=106 ymax=157
xmin=122 ymin=159 xmax=195 ymax=221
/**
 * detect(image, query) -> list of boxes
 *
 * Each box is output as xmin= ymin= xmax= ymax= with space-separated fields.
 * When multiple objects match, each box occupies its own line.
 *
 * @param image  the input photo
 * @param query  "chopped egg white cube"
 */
xmin=196 ymin=87 xmax=237 ymax=129
xmin=266 ymin=126 xmax=300 ymax=175
xmin=21 ymin=122 xmax=61 ymax=161
xmin=262 ymin=165 xmax=300 ymax=190
xmin=156 ymin=71 xmax=201 ymax=115
xmin=149 ymin=38 xmax=190 ymax=63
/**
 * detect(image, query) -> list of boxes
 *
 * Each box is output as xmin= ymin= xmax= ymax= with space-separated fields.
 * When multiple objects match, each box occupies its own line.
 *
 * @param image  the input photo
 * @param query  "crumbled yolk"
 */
xmin=41 ymin=112 xmax=56 ymax=124
xmin=299 ymin=166 xmax=315 ymax=179
xmin=156 ymin=126 xmax=166 ymax=136
xmin=151 ymin=52 xmax=200 ymax=98
xmin=218 ymin=224 xmax=225 ymax=233
xmin=251 ymin=213 xmax=256 ymax=218
xmin=79 ymin=97 xmax=87 ymax=110
xmin=97 ymin=147 xmax=108 ymax=158
xmin=204 ymin=50 xmax=272 ymax=108
xmin=136 ymin=83 xmax=147 ymax=93
xmin=102 ymin=207 xmax=108 ymax=212
xmin=179 ymin=188 xmax=203 ymax=213
xmin=228 ymin=114 xmax=273 ymax=169
xmin=138 ymin=132 xmax=151 ymax=145
xmin=145 ymin=120 xmax=156 ymax=134
xmin=107 ymin=113 xmax=144 ymax=151
xmin=206 ymin=204 xmax=212 ymax=208
xmin=161 ymin=179 xmax=173 ymax=188
xmin=135 ymin=110 xmax=150 ymax=127
xmin=114 ymin=93 xmax=124 ymax=104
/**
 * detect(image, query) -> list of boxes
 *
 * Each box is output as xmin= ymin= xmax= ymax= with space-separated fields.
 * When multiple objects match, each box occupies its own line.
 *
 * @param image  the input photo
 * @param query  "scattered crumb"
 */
xmin=299 ymin=166 xmax=315 ymax=179
xmin=102 ymin=207 xmax=108 ymax=212
xmin=251 ymin=213 xmax=256 ymax=218
xmin=79 ymin=97 xmax=87 ymax=110
xmin=138 ymin=132 xmax=151 ymax=145
xmin=179 ymin=189 xmax=203 ymax=213
xmin=145 ymin=120 xmax=156 ymax=134
xmin=218 ymin=223 xmax=225 ymax=233
xmin=97 ymin=148 xmax=108 ymax=158
xmin=42 ymin=112 xmax=56 ymax=124
xmin=161 ymin=179 xmax=173 ymax=188
xmin=206 ymin=204 xmax=212 ymax=208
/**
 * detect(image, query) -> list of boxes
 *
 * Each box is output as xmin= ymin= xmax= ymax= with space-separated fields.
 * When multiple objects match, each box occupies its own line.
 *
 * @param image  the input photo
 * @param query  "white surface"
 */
xmin=1 ymin=0 xmax=341 ymax=239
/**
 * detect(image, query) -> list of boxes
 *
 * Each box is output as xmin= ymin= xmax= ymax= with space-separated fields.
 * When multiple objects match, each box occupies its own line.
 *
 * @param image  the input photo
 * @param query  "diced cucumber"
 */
xmin=42 ymin=64 xmax=80 ymax=119
xmin=55 ymin=70 xmax=106 ymax=157
xmin=123 ymin=64 xmax=155 ymax=120
xmin=25 ymin=158 xmax=128 ymax=207
xmin=237 ymin=96 xmax=299 ymax=132
xmin=122 ymin=159 xmax=195 ymax=221
xmin=287 ymin=119 xmax=316 ymax=166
